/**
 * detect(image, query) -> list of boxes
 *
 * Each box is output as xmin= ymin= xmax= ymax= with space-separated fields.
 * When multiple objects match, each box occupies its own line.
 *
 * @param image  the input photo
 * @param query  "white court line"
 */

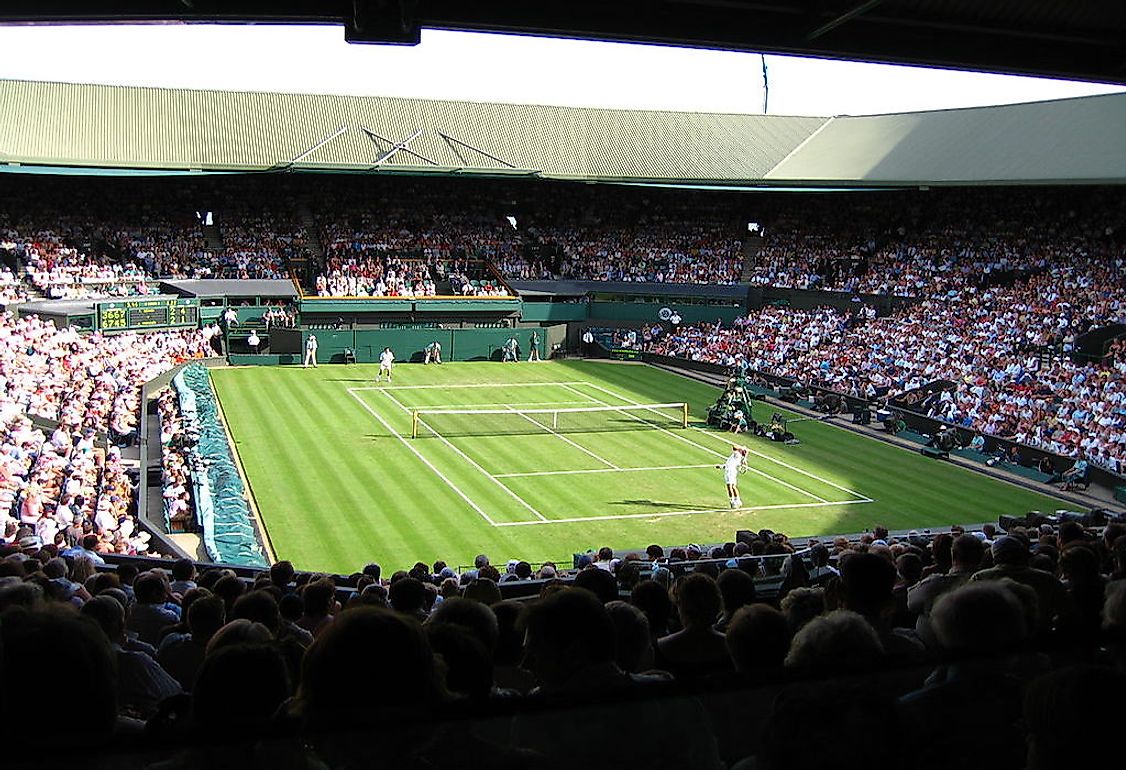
xmin=407 ymin=401 xmax=599 ymax=410
xmin=577 ymin=381 xmax=873 ymax=503
xmin=345 ymin=388 xmax=497 ymax=526
xmin=352 ymin=381 xmax=592 ymax=391
xmin=494 ymin=464 xmax=716 ymax=478
xmin=380 ymin=389 xmax=549 ymax=522
xmin=504 ymin=406 xmax=621 ymax=470
xmin=563 ymin=383 xmax=831 ymax=504
xmin=494 ymin=498 xmax=873 ymax=527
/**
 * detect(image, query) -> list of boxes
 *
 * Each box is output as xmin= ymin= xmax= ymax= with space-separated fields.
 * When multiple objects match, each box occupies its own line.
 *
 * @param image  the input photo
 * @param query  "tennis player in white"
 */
xmin=378 ymin=347 xmax=395 ymax=382
xmin=718 ymin=445 xmax=749 ymax=508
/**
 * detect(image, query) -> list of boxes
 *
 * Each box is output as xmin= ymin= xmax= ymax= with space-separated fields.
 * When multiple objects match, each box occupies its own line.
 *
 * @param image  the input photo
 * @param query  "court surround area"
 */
xmin=211 ymin=361 xmax=1067 ymax=573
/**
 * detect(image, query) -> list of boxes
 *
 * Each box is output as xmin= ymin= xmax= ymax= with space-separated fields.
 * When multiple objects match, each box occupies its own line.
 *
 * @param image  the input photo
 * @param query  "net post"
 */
xmin=681 ymin=402 xmax=688 ymax=428
xmin=553 ymin=410 xmax=558 ymax=429
xmin=411 ymin=411 xmax=419 ymax=439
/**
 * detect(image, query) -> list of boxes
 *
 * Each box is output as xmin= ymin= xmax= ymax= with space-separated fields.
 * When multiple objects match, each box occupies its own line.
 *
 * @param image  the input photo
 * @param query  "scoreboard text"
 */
xmin=97 ymin=298 xmax=200 ymax=331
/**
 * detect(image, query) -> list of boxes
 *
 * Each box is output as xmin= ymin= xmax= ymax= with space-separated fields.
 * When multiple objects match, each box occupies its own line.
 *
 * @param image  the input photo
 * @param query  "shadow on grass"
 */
xmin=612 ymin=499 xmax=697 ymax=509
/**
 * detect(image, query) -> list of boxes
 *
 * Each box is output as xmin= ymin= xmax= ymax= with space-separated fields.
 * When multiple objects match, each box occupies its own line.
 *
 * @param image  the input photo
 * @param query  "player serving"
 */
xmin=718 ymin=445 xmax=749 ymax=508
xmin=377 ymin=346 xmax=395 ymax=383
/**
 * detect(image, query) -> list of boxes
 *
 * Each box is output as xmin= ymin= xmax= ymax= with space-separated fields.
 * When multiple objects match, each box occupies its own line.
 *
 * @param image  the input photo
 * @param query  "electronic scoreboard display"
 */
xmin=97 ymin=298 xmax=200 ymax=331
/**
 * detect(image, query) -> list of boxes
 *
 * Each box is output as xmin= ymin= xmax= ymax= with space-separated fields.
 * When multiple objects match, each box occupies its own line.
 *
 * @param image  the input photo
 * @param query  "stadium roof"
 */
xmin=3 ymin=2 xmax=1125 ymax=86
xmin=1 ymin=79 xmax=1124 ymax=186
xmin=766 ymin=92 xmax=1126 ymax=185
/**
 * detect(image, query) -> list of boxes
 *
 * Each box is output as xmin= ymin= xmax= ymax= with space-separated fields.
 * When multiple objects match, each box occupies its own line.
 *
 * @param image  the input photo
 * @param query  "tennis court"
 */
xmin=211 ymin=360 xmax=1067 ymax=573
xmin=349 ymin=379 xmax=870 ymax=527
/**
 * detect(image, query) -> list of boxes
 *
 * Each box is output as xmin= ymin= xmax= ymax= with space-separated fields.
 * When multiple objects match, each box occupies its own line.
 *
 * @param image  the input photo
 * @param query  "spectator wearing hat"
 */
xmin=970 ymin=535 xmax=1076 ymax=634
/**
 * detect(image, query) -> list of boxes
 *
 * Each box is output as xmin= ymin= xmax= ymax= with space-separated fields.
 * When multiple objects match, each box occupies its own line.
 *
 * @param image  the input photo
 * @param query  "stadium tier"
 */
xmin=1 ymin=99 xmax=1126 ymax=769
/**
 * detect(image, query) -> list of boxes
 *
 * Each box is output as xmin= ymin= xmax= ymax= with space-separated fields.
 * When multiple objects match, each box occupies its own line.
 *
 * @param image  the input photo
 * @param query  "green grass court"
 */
xmin=210 ymin=360 xmax=1068 ymax=574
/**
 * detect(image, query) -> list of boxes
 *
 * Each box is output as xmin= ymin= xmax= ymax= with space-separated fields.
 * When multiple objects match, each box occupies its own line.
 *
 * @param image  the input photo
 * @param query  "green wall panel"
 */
xmin=299 ymin=327 xmax=542 ymax=364
xmin=589 ymin=301 xmax=744 ymax=324
xmin=521 ymin=303 xmax=589 ymax=322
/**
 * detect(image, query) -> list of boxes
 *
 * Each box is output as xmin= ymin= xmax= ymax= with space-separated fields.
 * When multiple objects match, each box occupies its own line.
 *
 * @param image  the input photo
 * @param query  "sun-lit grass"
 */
xmin=211 ymin=360 xmax=1067 ymax=573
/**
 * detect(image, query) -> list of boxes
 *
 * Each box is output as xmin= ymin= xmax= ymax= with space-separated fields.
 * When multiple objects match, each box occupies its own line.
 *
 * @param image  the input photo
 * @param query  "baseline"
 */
xmin=493 ymin=498 xmax=873 ymax=527
xmin=352 ymin=381 xmax=592 ymax=391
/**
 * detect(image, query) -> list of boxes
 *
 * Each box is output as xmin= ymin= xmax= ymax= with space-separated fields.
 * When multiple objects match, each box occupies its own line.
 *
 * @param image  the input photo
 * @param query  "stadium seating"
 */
xmin=3 ymin=515 xmax=1124 ymax=767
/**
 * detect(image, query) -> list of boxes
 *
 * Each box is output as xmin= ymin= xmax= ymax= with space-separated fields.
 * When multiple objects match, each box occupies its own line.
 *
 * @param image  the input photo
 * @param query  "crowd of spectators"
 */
xmin=648 ymin=254 xmax=1126 ymax=470
xmin=314 ymin=254 xmax=512 ymax=298
xmin=3 ymin=178 xmax=1120 ymax=301
xmin=0 ymin=314 xmax=211 ymax=560
xmin=0 ymin=178 xmax=304 ymax=298
xmin=205 ymin=207 xmax=306 ymax=280
xmin=0 ymin=262 xmax=29 ymax=305
xmin=1 ymin=518 xmax=1123 ymax=768
xmin=156 ymin=389 xmax=200 ymax=532
xmin=509 ymin=221 xmax=743 ymax=284
xmin=743 ymin=186 xmax=1123 ymax=297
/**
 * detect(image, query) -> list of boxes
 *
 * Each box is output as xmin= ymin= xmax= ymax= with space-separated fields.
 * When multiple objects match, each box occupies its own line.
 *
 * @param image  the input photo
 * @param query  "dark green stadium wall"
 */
xmin=520 ymin=303 xmax=589 ymax=322
xmin=298 ymin=328 xmax=546 ymax=364
xmin=589 ymin=300 xmax=744 ymax=325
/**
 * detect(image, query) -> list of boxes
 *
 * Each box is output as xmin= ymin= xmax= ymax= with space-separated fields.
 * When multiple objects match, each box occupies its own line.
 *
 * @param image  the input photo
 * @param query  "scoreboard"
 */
xmin=97 ymin=298 xmax=200 ymax=331
xmin=608 ymin=347 xmax=642 ymax=361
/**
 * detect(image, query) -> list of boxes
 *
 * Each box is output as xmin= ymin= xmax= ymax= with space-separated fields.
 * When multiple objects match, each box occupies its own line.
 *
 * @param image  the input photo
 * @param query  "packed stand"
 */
xmin=648 ymin=253 xmax=1126 ymax=469
xmin=0 ymin=313 xmax=211 ymax=559
xmin=500 ymin=182 xmax=746 ymax=284
xmin=314 ymin=255 xmax=438 ymax=297
xmin=743 ymin=186 xmax=1124 ymax=297
xmin=2 ymin=516 xmax=1125 ymax=770
xmin=156 ymin=389 xmax=201 ymax=532
xmin=0 ymin=259 xmax=29 ymax=305
xmin=0 ymin=177 xmax=306 ymax=294
xmin=206 ymin=193 xmax=307 ymax=279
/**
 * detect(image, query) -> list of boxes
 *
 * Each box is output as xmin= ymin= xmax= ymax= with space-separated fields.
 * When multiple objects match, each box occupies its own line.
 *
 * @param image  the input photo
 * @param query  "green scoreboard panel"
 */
xmin=97 ymin=298 xmax=200 ymax=332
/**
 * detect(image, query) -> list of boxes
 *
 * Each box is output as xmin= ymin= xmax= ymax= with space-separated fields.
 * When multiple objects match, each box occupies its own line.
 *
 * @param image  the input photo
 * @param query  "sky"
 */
xmin=0 ymin=24 xmax=1122 ymax=117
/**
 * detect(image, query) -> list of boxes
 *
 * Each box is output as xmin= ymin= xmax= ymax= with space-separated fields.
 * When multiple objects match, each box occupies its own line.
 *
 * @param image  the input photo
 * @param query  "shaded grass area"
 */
xmin=211 ymin=361 xmax=1067 ymax=573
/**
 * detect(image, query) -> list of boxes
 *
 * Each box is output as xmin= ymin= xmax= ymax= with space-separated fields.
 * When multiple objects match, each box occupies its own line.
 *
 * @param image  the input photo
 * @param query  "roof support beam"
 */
xmin=360 ymin=127 xmax=438 ymax=166
xmin=288 ymin=125 xmax=349 ymax=165
xmin=436 ymin=131 xmax=516 ymax=169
